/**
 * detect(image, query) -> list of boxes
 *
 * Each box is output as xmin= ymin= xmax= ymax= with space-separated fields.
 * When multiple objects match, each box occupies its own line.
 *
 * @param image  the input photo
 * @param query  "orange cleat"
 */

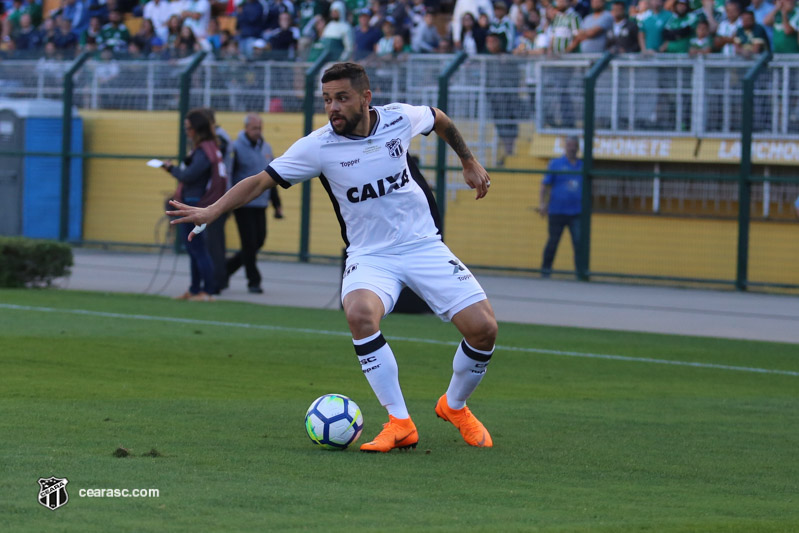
xmin=360 ymin=415 xmax=419 ymax=453
xmin=435 ymin=395 xmax=493 ymax=448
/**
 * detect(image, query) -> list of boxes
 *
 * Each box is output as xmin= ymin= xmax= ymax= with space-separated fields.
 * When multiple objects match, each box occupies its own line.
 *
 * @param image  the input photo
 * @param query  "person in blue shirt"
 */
xmin=536 ymin=136 xmax=583 ymax=278
xmin=794 ymin=194 xmax=799 ymax=217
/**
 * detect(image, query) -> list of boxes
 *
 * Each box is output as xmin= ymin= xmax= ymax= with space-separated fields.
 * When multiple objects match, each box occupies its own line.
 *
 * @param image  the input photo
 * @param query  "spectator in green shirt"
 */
xmin=735 ymin=9 xmax=770 ymax=56
xmin=549 ymin=0 xmax=581 ymax=54
xmin=660 ymin=0 xmax=697 ymax=52
xmin=689 ymin=18 xmax=713 ymax=55
xmin=764 ymin=0 xmax=799 ymax=52
xmin=637 ymin=0 xmax=672 ymax=52
xmin=97 ymin=9 xmax=131 ymax=54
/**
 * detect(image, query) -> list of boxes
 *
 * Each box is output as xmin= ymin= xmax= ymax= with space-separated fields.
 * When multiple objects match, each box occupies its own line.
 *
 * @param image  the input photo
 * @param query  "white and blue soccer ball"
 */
xmin=305 ymin=394 xmax=364 ymax=450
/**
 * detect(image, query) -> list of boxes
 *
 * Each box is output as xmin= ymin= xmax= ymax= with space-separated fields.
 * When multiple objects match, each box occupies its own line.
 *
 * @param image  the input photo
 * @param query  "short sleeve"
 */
xmin=542 ymin=160 xmax=556 ymax=185
xmin=265 ymin=135 xmax=321 ymax=189
xmin=386 ymin=103 xmax=436 ymax=137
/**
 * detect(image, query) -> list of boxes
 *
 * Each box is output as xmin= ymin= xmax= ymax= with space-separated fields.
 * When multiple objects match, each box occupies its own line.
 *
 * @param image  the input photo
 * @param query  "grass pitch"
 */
xmin=1 ymin=289 xmax=798 ymax=532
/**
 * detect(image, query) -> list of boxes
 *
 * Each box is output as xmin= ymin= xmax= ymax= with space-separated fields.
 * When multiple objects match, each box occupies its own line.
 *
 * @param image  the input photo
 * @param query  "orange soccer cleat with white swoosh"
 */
xmin=360 ymin=415 xmax=419 ymax=453
xmin=435 ymin=394 xmax=493 ymax=448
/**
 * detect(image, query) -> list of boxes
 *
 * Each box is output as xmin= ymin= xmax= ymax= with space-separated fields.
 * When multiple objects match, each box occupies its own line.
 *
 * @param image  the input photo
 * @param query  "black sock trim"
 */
xmin=354 ymin=334 xmax=387 ymax=356
xmin=460 ymin=340 xmax=493 ymax=362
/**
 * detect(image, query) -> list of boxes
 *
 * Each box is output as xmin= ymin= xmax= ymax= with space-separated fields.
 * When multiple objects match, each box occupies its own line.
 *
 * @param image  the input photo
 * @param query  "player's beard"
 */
xmin=330 ymin=109 xmax=364 ymax=136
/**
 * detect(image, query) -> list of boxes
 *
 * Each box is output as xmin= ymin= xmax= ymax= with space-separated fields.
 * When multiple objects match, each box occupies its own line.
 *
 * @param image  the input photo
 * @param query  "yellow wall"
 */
xmin=79 ymin=111 xmax=799 ymax=287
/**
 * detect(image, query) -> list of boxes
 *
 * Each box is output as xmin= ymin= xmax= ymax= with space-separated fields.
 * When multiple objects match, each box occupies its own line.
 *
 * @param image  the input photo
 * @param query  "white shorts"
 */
xmin=341 ymin=239 xmax=487 ymax=321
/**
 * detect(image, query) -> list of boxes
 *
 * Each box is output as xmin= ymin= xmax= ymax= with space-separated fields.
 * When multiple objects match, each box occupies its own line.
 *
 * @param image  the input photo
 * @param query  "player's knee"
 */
xmin=467 ymin=318 xmax=498 ymax=351
xmin=345 ymin=303 xmax=381 ymax=338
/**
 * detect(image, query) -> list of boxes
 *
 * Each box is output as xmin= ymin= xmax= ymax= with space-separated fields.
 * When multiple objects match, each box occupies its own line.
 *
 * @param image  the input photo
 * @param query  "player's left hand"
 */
xmin=463 ymin=159 xmax=491 ymax=200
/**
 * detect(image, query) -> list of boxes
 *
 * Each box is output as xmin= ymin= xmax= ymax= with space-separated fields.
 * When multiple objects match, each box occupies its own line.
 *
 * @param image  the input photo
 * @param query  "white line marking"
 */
xmin=2 ymin=303 xmax=798 ymax=377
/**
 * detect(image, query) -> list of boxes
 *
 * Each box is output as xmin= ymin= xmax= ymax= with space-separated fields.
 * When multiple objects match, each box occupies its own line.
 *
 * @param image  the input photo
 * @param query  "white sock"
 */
xmin=354 ymin=331 xmax=409 ymax=419
xmin=446 ymin=339 xmax=493 ymax=410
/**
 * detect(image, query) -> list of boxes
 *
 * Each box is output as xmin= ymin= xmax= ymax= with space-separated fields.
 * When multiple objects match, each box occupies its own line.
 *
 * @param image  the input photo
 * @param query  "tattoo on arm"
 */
xmin=441 ymin=120 xmax=473 ymax=162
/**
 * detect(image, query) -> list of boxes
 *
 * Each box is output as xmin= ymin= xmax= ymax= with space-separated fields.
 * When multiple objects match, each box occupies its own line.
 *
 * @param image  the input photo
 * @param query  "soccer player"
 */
xmin=167 ymin=62 xmax=497 ymax=453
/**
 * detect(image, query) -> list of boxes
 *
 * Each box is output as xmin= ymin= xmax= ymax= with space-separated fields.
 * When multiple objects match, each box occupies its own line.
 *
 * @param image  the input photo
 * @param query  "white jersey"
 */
xmin=266 ymin=103 xmax=440 ymax=257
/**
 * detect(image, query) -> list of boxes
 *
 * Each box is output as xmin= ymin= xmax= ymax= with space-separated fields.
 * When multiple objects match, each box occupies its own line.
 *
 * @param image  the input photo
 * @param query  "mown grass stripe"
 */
xmin=2 ymin=303 xmax=797 ymax=378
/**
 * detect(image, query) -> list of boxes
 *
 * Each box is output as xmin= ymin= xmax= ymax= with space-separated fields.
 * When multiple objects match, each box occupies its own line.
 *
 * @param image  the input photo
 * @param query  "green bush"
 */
xmin=0 ymin=237 xmax=73 ymax=288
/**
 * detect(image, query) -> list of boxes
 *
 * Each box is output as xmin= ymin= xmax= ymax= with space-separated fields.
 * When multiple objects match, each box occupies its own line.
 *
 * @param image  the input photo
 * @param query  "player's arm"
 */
xmin=430 ymin=107 xmax=491 ymax=200
xmin=167 ymin=170 xmax=277 ymax=240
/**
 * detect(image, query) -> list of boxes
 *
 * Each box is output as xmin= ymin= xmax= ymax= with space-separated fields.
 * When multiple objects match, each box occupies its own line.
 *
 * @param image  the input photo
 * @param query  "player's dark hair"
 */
xmin=185 ymin=108 xmax=217 ymax=145
xmin=321 ymin=62 xmax=371 ymax=92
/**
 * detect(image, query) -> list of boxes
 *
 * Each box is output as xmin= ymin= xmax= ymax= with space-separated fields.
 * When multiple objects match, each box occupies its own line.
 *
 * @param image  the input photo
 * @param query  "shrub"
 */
xmin=0 ymin=237 xmax=73 ymax=288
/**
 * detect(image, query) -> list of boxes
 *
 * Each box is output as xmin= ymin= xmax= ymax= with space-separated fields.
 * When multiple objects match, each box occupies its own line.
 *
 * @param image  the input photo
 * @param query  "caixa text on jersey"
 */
xmin=346 ymin=169 xmax=410 ymax=203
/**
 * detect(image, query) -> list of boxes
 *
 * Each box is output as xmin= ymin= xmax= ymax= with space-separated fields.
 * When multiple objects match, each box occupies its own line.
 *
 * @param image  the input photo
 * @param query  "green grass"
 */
xmin=1 ymin=289 xmax=798 ymax=532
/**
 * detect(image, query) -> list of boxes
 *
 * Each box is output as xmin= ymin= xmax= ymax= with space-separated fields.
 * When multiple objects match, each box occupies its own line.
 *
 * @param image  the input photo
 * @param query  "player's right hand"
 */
xmin=166 ymin=200 xmax=210 ymax=241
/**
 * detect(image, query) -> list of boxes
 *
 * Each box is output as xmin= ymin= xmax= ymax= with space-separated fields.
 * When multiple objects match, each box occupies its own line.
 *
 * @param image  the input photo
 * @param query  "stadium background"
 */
xmin=1 ymin=50 xmax=798 ymax=291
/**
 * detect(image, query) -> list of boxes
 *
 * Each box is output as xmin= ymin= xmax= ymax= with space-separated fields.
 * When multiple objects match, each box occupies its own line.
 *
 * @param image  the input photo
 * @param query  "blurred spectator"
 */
xmin=485 ymin=31 xmax=520 ymax=164
xmin=456 ymin=11 xmax=486 ymax=54
xmin=236 ymin=0 xmax=264 ymax=58
xmin=764 ymin=0 xmax=799 ymax=53
xmin=714 ymin=0 xmax=741 ymax=55
xmin=79 ymin=14 xmax=101 ymax=47
xmin=537 ymin=136 xmax=583 ymax=278
xmin=688 ymin=18 xmax=712 ymax=54
xmin=735 ymin=9 xmax=770 ymax=56
xmin=451 ymin=0 xmax=492 ymax=50
xmin=660 ymin=0 xmax=696 ymax=53
xmin=143 ymin=0 xmax=172 ymax=41
xmin=606 ymin=0 xmax=640 ymax=52
xmin=512 ymin=21 xmax=546 ymax=54
xmin=411 ymin=9 xmax=445 ymax=51
xmin=489 ymin=0 xmax=515 ymax=51
xmin=202 ymin=17 xmax=223 ymax=51
xmin=549 ymin=0 xmax=580 ymax=54
xmin=7 ymin=0 xmax=42 ymax=32
xmin=375 ymin=16 xmax=397 ymax=55
xmin=353 ymin=7 xmax=381 ymax=59
xmin=750 ymin=0 xmax=774 ymax=44
xmin=385 ymin=0 xmax=410 ymax=37
xmin=297 ymin=13 xmax=326 ymax=58
xmin=571 ymin=0 xmax=613 ymax=52
xmin=226 ymin=113 xmax=275 ymax=294
xmin=13 ymin=12 xmax=43 ymax=52
xmin=131 ymin=16 xmax=156 ymax=53
xmin=637 ymin=0 xmax=670 ymax=53
xmin=174 ymin=23 xmax=198 ymax=55
xmin=264 ymin=0 xmax=295 ymax=33
xmin=97 ymin=9 xmax=130 ymax=52
xmin=317 ymin=0 xmax=353 ymax=60
xmin=297 ymin=0 xmax=316 ymax=30
xmin=52 ymin=16 xmax=79 ymax=53
xmin=181 ymin=0 xmax=210 ymax=39
xmin=165 ymin=13 xmax=180 ymax=48
xmin=266 ymin=11 xmax=299 ymax=58
xmin=62 ymin=0 xmax=90 ymax=36
xmin=86 ymin=0 xmax=108 ymax=23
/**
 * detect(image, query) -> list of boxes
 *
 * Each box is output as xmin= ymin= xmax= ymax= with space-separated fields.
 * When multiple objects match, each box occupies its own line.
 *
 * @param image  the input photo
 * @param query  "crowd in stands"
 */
xmin=0 ymin=0 xmax=795 ymax=60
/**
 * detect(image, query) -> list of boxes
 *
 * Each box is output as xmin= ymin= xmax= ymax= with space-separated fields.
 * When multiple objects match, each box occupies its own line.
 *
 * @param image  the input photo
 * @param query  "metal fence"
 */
xmin=6 ymin=54 xmax=799 ymax=137
xmin=2 ymin=52 xmax=798 ymax=290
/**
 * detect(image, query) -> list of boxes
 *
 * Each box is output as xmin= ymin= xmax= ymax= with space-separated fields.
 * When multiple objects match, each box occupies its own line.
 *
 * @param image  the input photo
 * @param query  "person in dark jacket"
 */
xmin=162 ymin=108 xmax=226 ymax=301
xmin=236 ymin=0 xmax=264 ymax=58
xmin=606 ymin=0 xmax=639 ymax=53
xmin=226 ymin=113 xmax=276 ymax=294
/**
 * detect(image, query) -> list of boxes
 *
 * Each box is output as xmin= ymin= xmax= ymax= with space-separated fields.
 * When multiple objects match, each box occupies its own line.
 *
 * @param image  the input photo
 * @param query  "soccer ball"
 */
xmin=304 ymin=394 xmax=364 ymax=450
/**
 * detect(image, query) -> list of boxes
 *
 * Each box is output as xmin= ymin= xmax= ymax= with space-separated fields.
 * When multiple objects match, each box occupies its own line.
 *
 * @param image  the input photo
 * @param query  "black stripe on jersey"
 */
xmin=406 ymin=153 xmax=442 ymax=236
xmin=319 ymin=172 xmax=350 ymax=249
xmin=423 ymin=107 xmax=436 ymax=136
xmin=265 ymin=165 xmax=292 ymax=189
